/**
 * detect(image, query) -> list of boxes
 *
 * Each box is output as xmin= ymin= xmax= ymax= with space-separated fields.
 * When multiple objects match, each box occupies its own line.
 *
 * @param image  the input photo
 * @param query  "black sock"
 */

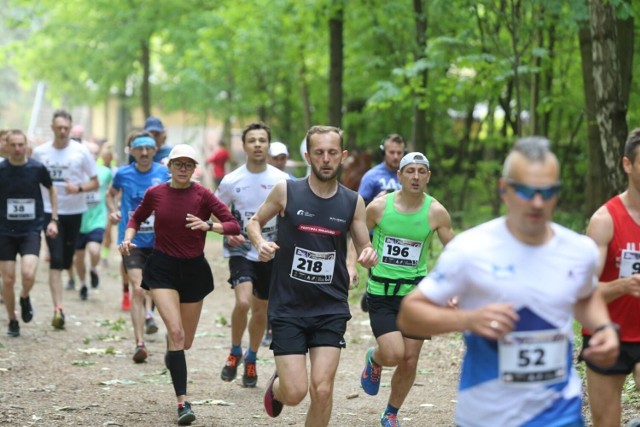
xmin=166 ymin=350 xmax=187 ymax=396
xmin=123 ymin=283 xmax=129 ymax=292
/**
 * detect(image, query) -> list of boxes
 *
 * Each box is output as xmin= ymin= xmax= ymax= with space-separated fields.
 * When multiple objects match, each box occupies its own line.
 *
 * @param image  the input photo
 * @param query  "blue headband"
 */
xmin=131 ymin=136 xmax=156 ymax=149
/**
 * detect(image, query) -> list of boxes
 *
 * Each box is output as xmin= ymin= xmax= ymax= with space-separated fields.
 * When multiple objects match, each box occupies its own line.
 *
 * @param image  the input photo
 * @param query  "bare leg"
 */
xmin=306 ymin=346 xmax=342 ymax=427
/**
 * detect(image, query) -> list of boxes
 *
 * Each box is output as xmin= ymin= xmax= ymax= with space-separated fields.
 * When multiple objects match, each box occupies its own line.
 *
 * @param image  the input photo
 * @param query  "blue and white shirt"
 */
xmin=418 ymin=217 xmax=599 ymax=427
xmin=357 ymin=163 xmax=401 ymax=205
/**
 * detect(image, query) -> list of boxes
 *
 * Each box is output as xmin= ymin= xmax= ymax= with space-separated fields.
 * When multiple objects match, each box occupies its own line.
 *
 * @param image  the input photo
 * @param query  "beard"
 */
xmin=310 ymin=162 xmax=342 ymax=182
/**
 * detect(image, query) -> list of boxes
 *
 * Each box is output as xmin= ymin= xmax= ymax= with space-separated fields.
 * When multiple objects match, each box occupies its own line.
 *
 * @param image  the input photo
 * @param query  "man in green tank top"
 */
xmin=359 ymin=152 xmax=454 ymax=427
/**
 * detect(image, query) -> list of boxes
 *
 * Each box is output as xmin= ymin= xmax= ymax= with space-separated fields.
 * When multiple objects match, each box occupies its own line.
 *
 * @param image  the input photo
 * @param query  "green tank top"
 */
xmin=368 ymin=192 xmax=434 ymax=296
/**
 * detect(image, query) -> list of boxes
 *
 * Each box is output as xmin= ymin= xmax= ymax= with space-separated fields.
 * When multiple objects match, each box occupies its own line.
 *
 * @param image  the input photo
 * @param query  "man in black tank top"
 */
xmin=247 ymin=126 xmax=378 ymax=426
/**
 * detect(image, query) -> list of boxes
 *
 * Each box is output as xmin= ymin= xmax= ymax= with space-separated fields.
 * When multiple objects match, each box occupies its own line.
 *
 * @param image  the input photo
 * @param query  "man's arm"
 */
xmin=247 ymin=180 xmax=286 ymax=262
xmin=45 ymin=186 xmax=58 ymax=238
xmin=587 ymin=205 xmax=640 ymax=302
xmin=428 ymin=199 xmax=455 ymax=246
xmin=106 ymin=186 xmax=122 ymax=224
xmin=348 ymin=195 xmax=378 ymax=269
xmin=574 ymin=287 xmax=619 ymax=368
xmin=398 ymin=289 xmax=518 ymax=339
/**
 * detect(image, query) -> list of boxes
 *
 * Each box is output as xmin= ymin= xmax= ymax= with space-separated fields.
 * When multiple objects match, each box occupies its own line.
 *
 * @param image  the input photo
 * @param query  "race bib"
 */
xmin=498 ymin=330 xmax=568 ymax=385
xmin=48 ymin=164 xmax=70 ymax=182
xmin=7 ymin=198 xmax=36 ymax=220
xmin=619 ymin=249 xmax=640 ymax=278
xmin=85 ymin=191 xmax=101 ymax=208
xmin=290 ymin=247 xmax=336 ymax=284
xmin=129 ymin=210 xmax=155 ymax=234
xmin=382 ymin=236 xmax=423 ymax=267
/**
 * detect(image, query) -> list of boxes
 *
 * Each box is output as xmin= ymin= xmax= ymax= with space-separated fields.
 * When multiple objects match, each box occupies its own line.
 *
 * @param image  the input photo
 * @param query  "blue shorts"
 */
xmin=75 ymin=228 xmax=105 ymax=249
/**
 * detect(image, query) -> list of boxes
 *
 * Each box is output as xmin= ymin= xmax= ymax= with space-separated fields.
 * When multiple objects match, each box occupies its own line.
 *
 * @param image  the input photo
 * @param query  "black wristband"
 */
xmin=593 ymin=322 xmax=620 ymax=336
xmin=51 ymin=217 xmax=59 ymax=222
xmin=78 ymin=184 xmax=83 ymax=193
xmin=206 ymin=220 xmax=214 ymax=231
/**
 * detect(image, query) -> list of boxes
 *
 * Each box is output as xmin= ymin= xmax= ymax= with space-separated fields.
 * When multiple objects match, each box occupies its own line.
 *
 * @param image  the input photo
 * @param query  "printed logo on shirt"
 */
xmin=235 ymin=185 xmax=251 ymax=193
xmin=329 ymin=216 xmax=346 ymax=223
xmin=260 ymin=183 xmax=276 ymax=190
xmin=297 ymin=224 xmax=340 ymax=236
xmin=151 ymin=177 xmax=164 ymax=186
xmin=296 ymin=210 xmax=315 ymax=217
xmin=492 ymin=264 xmax=515 ymax=278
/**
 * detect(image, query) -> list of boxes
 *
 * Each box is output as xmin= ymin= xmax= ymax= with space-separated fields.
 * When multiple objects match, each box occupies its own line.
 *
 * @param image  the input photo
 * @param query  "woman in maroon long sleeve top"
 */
xmin=119 ymin=144 xmax=239 ymax=426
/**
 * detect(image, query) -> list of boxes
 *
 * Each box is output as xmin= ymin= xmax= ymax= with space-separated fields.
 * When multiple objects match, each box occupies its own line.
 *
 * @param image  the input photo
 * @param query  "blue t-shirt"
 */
xmin=0 ymin=158 xmax=52 ymax=236
xmin=112 ymin=162 xmax=170 ymax=247
xmin=357 ymin=163 xmax=401 ymax=205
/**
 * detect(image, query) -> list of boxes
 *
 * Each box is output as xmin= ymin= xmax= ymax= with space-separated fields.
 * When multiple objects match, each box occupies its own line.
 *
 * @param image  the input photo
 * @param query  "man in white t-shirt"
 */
xmin=215 ymin=122 xmax=289 ymax=388
xmin=32 ymin=109 xmax=99 ymax=329
xmin=398 ymin=136 xmax=620 ymax=427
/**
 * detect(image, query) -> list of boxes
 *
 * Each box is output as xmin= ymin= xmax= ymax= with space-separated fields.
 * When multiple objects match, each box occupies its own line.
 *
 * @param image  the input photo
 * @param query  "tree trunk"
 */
xmin=412 ymin=0 xmax=428 ymax=152
xmin=141 ymin=39 xmax=151 ymax=119
xmin=588 ymin=0 xmax=629 ymax=196
xmin=328 ymin=2 xmax=344 ymax=128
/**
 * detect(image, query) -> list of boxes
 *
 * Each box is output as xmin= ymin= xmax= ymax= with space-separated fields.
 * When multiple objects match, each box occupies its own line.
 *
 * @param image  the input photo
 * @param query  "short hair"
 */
xmin=241 ymin=122 xmax=271 ymax=144
xmin=52 ymin=109 xmax=73 ymax=123
xmin=305 ymin=125 xmax=344 ymax=151
xmin=624 ymin=128 xmax=640 ymax=162
xmin=502 ymin=136 xmax=554 ymax=178
xmin=8 ymin=129 xmax=27 ymax=143
xmin=383 ymin=134 xmax=405 ymax=147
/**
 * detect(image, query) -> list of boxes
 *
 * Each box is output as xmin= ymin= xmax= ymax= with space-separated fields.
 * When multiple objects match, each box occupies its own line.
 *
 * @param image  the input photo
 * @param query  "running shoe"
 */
xmin=79 ymin=285 xmax=88 ymax=301
xmin=361 ymin=347 xmax=382 ymax=396
xmin=20 ymin=296 xmax=33 ymax=323
xmin=66 ymin=279 xmax=75 ymax=290
xmin=145 ymin=316 xmax=159 ymax=334
xmin=263 ymin=371 xmax=283 ymax=418
xmin=380 ymin=411 xmax=401 ymax=427
xmin=133 ymin=344 xmax=148 ymax=363
xmin=220 ymin=352 xmax=243 ymax=382
xmin=121 ymin=291 xmax=131 ymax=311
xmin=90 ymin=269 xmax=99 ymax=288
xmin=261 ymin=329 xmax=273 ymax=347
xmin=7 ymin=320 xmax=19 ymax=337
xmin=242 ymin=358 xmax=258 ymax=388
xmin=177 ymin=401 xmax=196 ymax=425
xmin=52 ymin=309 xmax=65 ymax=329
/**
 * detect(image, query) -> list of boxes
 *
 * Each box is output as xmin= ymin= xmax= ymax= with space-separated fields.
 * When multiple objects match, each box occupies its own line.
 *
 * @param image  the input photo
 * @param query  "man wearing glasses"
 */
xmin=107 ymin=133 xmax=170 ymax=363
xmin=215 ymin=122 xmax=289 ymax=388
xmin=399 ymin=136 xmax=619 ymax=427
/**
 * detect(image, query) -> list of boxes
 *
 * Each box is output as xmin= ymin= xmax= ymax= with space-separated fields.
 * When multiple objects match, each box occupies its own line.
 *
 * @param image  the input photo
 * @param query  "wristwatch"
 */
xmin=593 ymin=322 xmax=620 ymax=337
xmin=206 ymin=220 xmax=214 ymax=231
xmin=78 ymin=184 xmax=83 ymax=193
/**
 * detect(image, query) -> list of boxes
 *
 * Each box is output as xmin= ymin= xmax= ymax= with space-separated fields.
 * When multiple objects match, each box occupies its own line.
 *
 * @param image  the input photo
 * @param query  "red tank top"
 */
xmin=594 ymin=195 xmax=640 ymax=341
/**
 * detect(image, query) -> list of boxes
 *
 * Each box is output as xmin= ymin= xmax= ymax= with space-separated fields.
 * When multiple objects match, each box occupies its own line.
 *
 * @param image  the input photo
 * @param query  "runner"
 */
xmin=0 ymin=130 xmax=58 ymax=336
xmin=119 ymin=143 xmax=239 ymax=425
xmin=215 ymin=122 xmax=289 ymax=387
xmin=247 ymin=125 xmax=378 ymax=426
xmin=31 ymin=109 xmax=99 ymax=329
xmin=74 ymin=141 xmax=112 ymax=300
xmin=359 ymin=152 xmax=454 ymax=427
xmin=398 ymin=136 xmax=620 ymax=427
xmin=582 ymin=128 xmax=640 ymax=427
xmin=107 ymin=132 xmax=169 ymax=362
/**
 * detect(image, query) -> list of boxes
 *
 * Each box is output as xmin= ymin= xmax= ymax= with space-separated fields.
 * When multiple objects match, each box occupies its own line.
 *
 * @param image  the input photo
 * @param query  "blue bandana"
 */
xmin=131 ymin=136 xmax=156 ymax=149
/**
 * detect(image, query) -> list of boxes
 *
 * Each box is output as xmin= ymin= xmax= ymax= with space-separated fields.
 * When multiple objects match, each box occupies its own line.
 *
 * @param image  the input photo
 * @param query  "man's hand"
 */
xmin=109 ymin=211 xmax=122 ymax=225
xmin=466 ymin=303 xmax=519 ymax=340
xmin=226 ymin=234 xmax=246 ymax=247
xmin=348 ymin=265 xmax=359 ymax=290
xmin=46 ymin=221 xmax=58 ymax=238
xmin=357 ymin=247 xmax=378 ymax=269
xmin=118 ymin=240 xmax=137 ymax=256
xmin=257 ymin=241 xmax=279 ymax=262
xmin=582 ymin=326 xmax=620 ymax=368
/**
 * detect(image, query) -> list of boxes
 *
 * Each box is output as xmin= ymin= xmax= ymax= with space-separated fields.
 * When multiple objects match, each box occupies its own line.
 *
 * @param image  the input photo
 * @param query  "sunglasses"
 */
xmin=171 ymin=161 xmax=196 ymax=171
xmin=504 ymin=179 xmax=561 ymax=201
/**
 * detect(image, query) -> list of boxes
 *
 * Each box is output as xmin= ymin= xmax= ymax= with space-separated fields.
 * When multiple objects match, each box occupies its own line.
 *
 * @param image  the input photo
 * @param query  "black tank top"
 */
xmin=268 ymin=178 xmax=358 ymax=317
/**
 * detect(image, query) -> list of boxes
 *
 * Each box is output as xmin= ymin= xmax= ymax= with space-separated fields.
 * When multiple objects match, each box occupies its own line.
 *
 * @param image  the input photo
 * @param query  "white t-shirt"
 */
xmin=32 ymin=140 xmax=98 ymax=215
xmin=418 ymin=217 xmax=599 ymax=427
xmin=215 ymin=164 xmax=289 ymax=261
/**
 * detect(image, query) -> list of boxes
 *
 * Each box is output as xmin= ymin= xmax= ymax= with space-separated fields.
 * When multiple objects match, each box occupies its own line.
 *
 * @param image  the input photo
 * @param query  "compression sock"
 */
xmin=384 ymin=403 xmax=399 ymax=416
xmin=231 ymin=344 xmax=242 ymax=356
xmin=166 ymin=350 xmax=187 ymax=396
xmin=245 ymin=350 xmax=257 ymax=363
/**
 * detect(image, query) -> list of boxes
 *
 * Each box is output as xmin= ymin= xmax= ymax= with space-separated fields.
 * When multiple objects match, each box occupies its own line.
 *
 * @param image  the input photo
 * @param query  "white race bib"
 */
xmin=85 ymin=191 xmax=101 ymax=208
xmin=48 ymin=164 xmax=70 ymax=182
xmin=290 ymin=247 xmax=336 ymax=284
xmin=129 ymin=210 xmax=155 ymax=234
xmin=382 ymin=236 xmax=423 ymax=267
xmin=619 ymin=249 xmax=640 ymax=278
xmin=7 ymin=198 xmax=36 ymax=220
xmin=498 ymin=330 xmax=568 ymax=385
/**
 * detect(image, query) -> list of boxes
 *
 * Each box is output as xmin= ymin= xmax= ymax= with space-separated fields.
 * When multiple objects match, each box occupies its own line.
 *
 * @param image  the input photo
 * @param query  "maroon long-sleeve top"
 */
xmin=127 ymin=182 xmax=240 ymax=258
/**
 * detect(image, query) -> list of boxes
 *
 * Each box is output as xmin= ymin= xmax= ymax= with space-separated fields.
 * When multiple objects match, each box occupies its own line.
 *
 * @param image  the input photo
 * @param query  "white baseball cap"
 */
xmin=168 ymin=144 xmax=199 ymax=164
xmin=399 ymin=152 xmax=430 ymax=171
xmin=269 ymin=141 xmax=289 ymax=157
